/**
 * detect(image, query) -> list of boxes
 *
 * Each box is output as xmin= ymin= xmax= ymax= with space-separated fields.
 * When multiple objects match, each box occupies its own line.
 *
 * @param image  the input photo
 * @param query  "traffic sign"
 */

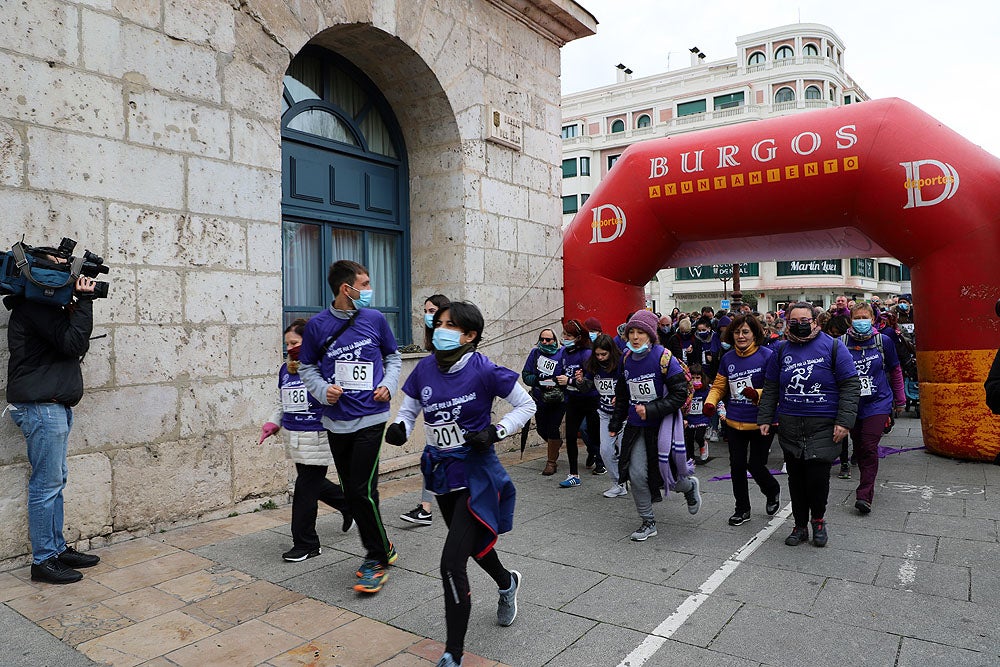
xmin=720 ymin=299 xmax=731 ymax=309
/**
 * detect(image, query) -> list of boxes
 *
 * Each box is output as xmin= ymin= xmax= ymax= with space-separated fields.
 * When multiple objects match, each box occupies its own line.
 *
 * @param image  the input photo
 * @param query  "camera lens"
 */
xmin=93 ymin=282 xmax=109 ymax=299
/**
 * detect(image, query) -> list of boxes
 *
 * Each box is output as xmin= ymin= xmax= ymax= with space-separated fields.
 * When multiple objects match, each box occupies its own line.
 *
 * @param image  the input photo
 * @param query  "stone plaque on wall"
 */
xmin=487 ymin=108 xmax=523 ymax=151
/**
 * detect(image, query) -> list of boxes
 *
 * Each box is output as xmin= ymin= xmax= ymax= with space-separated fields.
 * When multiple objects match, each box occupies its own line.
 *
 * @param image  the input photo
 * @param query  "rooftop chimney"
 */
xmin=615 ymin=62 xmax=627 ymax=83
xmin=689 ymin=46 xmax=700 ymax=67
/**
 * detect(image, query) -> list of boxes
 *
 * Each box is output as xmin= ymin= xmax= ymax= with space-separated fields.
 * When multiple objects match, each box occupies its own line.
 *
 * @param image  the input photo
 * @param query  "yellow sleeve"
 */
xmin=707 ymin=371 xmax=728 ymax=407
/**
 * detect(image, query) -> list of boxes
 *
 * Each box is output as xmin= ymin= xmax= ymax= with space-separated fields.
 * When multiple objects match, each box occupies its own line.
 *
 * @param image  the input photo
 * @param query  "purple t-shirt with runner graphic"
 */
xmin=842 ymin=333 xmax=900 ymax=420
xmin=764 ymin=334 xmax=858 ymax=419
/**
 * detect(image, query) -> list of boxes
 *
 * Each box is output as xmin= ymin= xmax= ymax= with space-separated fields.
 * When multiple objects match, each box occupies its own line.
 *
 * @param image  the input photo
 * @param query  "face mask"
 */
xmin=898 ymin=303 xmax=909 ymax=311
xmin=424 ymin=313 xmax=435 ymax=328
xmin=693 ymin=380 xmax=703 ymax=390
xmin=721 ymin=342 xmax=731 ymax=350
xmin=348 ymin=285 xmax=373 ymax=310
xmin=539 ymin=342 xmax=559 ymax=355
xmin=589 ymin=331 xmax=598 ymax=341
xmin=562 ymin=338 xmax=575 ymax=348
xmin=852 ymin=319 xmax=873 ymax=335
xmin=433 ymin=327 xmax=463 ymax=351
xmin=626 ymin=341 xmax=649 ymax=355
xmin=788 ymin=321 xmax=813 ymax=337
xmin=286 ymin=344 xmax=301 ymax=361
xmin=696 ymin=330 xmax=711 ymax=340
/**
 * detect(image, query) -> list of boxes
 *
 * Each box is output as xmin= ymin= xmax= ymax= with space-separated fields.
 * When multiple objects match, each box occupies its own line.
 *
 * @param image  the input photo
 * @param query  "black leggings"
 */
xmin=437 ymin=490 xmax=511 ymax=663
xmin=784 ymin=455 xmax=831 ymax=527
xmin=565 ymin=396 xmax=601 ymax=475
xmin=290 ymin=463 xmax=348 ymax=549
xmin=534 ymin=401 xmax=565 ymax=440
xmin=726 ymin=429 xmax=779 ymax=513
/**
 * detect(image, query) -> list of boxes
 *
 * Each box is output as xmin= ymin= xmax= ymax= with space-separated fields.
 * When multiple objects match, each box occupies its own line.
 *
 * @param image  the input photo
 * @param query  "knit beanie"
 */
xmin=584 ymin=316 xmax=603 ymax=333
xmin=717 ymin=315 xmax=732 ymax=329
xmin=625 ymin=310 xmax=659 ymax=342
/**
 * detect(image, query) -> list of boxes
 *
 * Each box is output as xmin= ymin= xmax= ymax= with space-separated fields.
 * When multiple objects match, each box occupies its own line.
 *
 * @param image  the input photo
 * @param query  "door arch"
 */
xmin=280 ymin=46 xmax=410 ymax=340
xmin=563 ymin=98 xmax=1000 ymax=461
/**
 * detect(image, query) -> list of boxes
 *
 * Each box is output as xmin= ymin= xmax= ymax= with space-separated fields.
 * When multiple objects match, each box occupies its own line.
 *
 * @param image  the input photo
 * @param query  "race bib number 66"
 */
xmin=629 ymin=379 xmax=656 ymax=403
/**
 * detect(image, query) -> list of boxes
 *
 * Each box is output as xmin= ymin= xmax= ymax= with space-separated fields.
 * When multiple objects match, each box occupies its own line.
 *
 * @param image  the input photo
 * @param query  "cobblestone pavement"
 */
xmin=3 ymin=413 xmax=999 ymax=667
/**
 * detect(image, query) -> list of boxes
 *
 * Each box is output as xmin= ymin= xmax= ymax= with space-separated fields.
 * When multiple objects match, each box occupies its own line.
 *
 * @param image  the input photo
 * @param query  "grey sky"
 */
xmin=561 ymin=0 xmax=1000 ymax=157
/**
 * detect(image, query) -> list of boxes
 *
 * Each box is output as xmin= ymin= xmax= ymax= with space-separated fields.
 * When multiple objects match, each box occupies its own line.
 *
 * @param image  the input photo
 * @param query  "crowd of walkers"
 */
xmin=256 ymin=259 xmax=916 ymax=667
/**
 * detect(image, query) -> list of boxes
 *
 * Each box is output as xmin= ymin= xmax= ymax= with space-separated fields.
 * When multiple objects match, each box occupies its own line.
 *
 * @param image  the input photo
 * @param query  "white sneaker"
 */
xmin=603 ymin=483 xmax=628 ymax=498
xmin=698 ymin=444 xmax=709 ymax=462
xmin=706 ymin=428 xmax=718 ymax=442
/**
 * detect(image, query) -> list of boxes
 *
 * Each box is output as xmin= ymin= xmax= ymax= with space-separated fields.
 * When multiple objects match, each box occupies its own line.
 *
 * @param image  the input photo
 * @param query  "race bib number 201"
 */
xmin=426 ymin=422 xmax=464 ymax=449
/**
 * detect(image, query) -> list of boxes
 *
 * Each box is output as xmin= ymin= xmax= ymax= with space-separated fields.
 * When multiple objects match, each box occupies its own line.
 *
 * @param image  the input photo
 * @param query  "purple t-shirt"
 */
xmin=591 ymin=364 xmax=622 ymax=415
xmin=278 ymin=363 xmax=324 ymax=431
xmin=696 ymin=332 xmax=720 ymax=366
xmin=557 ymin=346 xmax=598 ymax=398
xmin=718 ymin=345 xmax=774 ymax=424
xmin=622 ymin=345 xmax=684 ymax=427
xmin=686 ymin=385 xmax=711 ymax=427
xmin=841 ymin=333 xmax=900 ymax=419
xmin=298 ymin=308 xmax=398 ymax=422
xmin=765 ymin=334 xmax=858 ymax=419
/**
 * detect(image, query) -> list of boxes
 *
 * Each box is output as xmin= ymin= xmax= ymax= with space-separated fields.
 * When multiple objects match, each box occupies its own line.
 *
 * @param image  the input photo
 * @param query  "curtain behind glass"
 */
xmin=331 ymin=228 xmax=364 ymax=266
xmin=283 ymin=221 xmax=322 ymax=307
xmin=368 ymin=232 xmax=398 ymax=308
xmin=286 ymin=109 xmax=358 ymax=146
xmin=285 ymin=54 xmax=322 ymax=102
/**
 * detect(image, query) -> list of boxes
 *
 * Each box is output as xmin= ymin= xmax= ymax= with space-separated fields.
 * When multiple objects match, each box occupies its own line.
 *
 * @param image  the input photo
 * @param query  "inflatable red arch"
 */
xmin=563 ymin=98 xmax=1000 ymax=461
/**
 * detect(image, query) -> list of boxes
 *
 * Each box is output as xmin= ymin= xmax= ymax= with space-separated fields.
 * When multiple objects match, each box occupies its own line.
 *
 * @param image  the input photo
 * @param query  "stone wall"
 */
xmin=0 ymin=0 xmax=594 ymax=567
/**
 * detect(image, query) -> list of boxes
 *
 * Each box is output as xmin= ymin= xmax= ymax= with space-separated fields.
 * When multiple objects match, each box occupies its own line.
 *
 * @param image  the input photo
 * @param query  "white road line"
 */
xmin=617 ymin=503 xmax=794 ymax=667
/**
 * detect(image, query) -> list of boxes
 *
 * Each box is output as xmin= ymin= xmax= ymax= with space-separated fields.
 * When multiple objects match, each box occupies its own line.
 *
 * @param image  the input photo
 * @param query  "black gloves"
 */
xmin=465 ymin=426 xmax=500 ymax=453
xmin=385 ymin=421 xmax=407 ymax=446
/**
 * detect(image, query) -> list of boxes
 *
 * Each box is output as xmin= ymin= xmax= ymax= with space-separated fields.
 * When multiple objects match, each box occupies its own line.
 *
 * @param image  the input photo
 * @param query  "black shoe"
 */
xmin=400 ymin=505 xmax=432 ymax=526
xmin=341 ymin=509 xmax=354 ymax=532
xmin=282 ymin=546 xmax=321 ymax=562
xmin=765 ymin=493 xmax=780 ymax=516
xmin=585 ymin=454 xmax=595 ymax=468
xmin=855 ymin=499 xmax=872 ymax=515
xmin=811 ymin=518 xmax=828 ymax=547
xmin=592 ymin=464 xmax=607 ymax=475
xmin=31 ymin=557 xmax=83 ymax=584
xmin=58 ymin=546 xmax=100 ymax=568
xmin=784 ymin=526 xmax=810 ymax=546
xmin=728 ymin=510 xmax=751 ymax=526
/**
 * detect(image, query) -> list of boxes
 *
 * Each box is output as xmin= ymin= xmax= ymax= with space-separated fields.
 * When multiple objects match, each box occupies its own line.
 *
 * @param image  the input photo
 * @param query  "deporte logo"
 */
xmin=589 ymin=203 xmax=626 ymax=244
xmin=900 ymin=160 xmax=959 ymax=209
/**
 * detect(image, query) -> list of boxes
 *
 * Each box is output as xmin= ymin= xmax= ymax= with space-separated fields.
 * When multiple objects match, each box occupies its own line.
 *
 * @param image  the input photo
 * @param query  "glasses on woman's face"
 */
xmin=787 ymin=318 xmax=813 ymax=325
xmin=539 ymin=336 xmax=555 ymax=343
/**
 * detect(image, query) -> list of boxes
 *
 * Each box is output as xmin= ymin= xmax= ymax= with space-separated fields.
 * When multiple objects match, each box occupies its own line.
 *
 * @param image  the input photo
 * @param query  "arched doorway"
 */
xmin=562 ymin=99 xmax=1000 ymax=461
xmin=280 ymin=46 xmax=410 ymax=341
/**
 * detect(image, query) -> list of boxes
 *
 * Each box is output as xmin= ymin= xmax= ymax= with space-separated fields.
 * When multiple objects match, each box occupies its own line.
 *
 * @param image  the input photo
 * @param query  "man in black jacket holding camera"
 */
xmin=5 ymin=272 xmax=102 ymax=584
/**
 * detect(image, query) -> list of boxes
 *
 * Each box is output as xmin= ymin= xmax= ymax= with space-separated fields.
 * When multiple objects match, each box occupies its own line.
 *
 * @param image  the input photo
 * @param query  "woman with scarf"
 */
xmin=553 ymin=319 xmax=604 ymax=486
xmin=840 ymin=303 xmax=905 ymax=514
xmin=609 ymin=310 xmax=701 ymax=542
xmin=522 ymin=328 xmax=565 ymax=475
xmin=704 ymin=314 xmax=781 ymax=527
xmin=384 ymin=302 xmax=535 ymax=667
xmin=259 ymin=318 xmax=352 ymax=562
xmin=757 ymin=302 xmax=860 ymax=547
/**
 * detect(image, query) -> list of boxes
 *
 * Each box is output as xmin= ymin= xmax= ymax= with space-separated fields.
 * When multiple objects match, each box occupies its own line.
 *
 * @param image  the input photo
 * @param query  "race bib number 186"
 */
xmin=281 ymin=387 xmax=309 ymax=413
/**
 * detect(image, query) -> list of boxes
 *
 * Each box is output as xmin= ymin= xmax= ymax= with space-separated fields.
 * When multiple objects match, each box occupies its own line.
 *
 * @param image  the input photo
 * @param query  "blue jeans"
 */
xmin=10 ymin=402 xmax=71 ymax=564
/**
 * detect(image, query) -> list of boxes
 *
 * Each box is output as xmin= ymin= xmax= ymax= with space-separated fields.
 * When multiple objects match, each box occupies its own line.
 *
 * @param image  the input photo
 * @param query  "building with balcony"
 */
xmin=561 ymin=23 xmax=911 ymax=313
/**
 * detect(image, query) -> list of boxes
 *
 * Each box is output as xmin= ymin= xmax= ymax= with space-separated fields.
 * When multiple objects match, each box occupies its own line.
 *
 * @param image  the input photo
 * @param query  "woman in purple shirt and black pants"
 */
xmin=757 ymin=302 xmax=861 ymax=548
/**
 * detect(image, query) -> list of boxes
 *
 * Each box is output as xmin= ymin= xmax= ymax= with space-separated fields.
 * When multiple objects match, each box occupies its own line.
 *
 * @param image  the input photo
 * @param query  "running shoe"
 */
xmin=784 ymin=526 xmax=810 ymax=546
xmin=630 ymin=520 xmax=657 ymax=541
xmin=728 ymin=510 xmax=751 ymax=526
xmin=497 ymin=570 xmax=521 ymax=626
xmin=603 ymin=483 xmax=628 ymax=498
xmin=282 ymin=546 xmax=320 ymax=562
xmin=837 ymin=463 xmax=851 ymax=479
xmin=400 ymin=505 xmax=432 ymax=525
xmin=855 ymin=499 xmax=872 ymax=515
xmin=683 ymin=476 xmax=701 ymax=514
xmin=354 ymin=560 xmax=388 ymax=593
xmin=811 ymin=518 xmax=828 ymax=547
xmin=436 ymin=652 xmax=462 ymax=667
xmin=558 ymin=475 xmax=581 ymax=488
xmin=698 ymin=445 xmax=709 ymax=462
xmin=593 ymin=463 xmax=607 ymax=475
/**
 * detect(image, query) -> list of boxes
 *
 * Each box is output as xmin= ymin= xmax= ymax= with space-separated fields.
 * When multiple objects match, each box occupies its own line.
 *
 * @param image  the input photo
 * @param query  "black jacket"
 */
xmin=986 ymin=349 xmax=1000 ymax=415
xmin=609 ymin=353 xmax=690 ymax=495
xmin=6 ymin=296 xmax=92 ymax=406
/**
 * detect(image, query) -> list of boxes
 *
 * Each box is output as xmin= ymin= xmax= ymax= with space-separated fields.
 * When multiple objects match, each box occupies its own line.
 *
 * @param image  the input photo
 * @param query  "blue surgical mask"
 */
xmin=424 ymin=313 xmax=435 ymax=328
xmin=852 ymin=319 xmax=873 ymax=335
xmin=589 ymin=332 xmax=598 ymax=341
xmin=432 ymin=327 xmax=463 ymax=351
xmin=562 ymin=338 xmax=575 ymax=348
xmin=626 ymin=341 xmax=649 ymax=355
xmin=898 ymin=303 xmax=909 ymax=311
xmin=348 ymin=285 xmax=373 ymax=310
xmin=721 ymin=342 xmax=732 ymax=350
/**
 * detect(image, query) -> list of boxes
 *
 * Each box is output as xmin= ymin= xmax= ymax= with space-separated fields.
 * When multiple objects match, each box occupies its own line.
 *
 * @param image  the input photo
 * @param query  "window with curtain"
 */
xmin=636 ymin=114 xmax=651 ymax=128
xmin=561 ymin=125 xmax=578 ymax=139
xmin=803 ymin=43 xmax=819 ymax=56
xmin=580 ymin=156 xmax=591 ymax=176
xmin=805 ymin=85 xmax=822 ymax=100
xmin=747 ymin=51 xmax=765 ymax=66
xmin=775 ymin=45 xmax=794 ymax=60
xmin=774 ymin=87 xmax=795 ymax=103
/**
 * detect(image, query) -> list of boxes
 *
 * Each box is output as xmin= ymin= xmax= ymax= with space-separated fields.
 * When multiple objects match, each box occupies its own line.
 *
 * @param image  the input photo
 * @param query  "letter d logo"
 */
xmin=900 ymin=160 xmax=960 ymax=209
xmin=590 ymin=203 xmax=627 ymax=244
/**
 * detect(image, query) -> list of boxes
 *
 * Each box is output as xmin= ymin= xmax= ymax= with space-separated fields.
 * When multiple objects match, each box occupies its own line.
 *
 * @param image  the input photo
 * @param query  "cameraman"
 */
xmin=6 ymin=270 xmax=102 ymax=584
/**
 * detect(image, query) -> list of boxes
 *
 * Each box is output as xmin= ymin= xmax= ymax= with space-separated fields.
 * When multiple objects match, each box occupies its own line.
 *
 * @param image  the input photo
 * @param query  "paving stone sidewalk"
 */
xmin=3 ymin=414 xmax=1000 ymax=666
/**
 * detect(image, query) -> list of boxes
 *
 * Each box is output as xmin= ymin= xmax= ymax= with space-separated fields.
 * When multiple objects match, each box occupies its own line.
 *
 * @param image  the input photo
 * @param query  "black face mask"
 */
xmin=788 ymin=321 xmax=813 ymax=337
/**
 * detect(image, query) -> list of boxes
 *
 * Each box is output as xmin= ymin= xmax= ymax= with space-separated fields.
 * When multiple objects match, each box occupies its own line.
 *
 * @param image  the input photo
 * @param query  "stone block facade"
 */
xmin=0 ymin=0 xmax=595 ymax=567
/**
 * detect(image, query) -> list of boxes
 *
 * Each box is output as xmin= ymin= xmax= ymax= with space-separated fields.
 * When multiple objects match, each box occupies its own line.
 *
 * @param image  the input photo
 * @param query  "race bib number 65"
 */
xmin=336 ymin=360 xmax=374 ymax=391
